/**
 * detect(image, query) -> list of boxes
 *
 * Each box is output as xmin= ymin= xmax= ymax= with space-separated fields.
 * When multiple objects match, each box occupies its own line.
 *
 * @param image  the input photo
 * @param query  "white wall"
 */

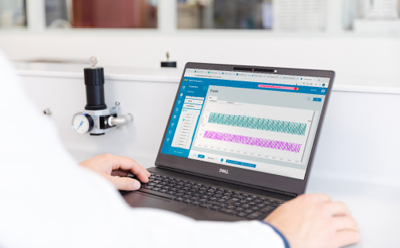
xmin=1 ymin=32 xmax=400 ymax=86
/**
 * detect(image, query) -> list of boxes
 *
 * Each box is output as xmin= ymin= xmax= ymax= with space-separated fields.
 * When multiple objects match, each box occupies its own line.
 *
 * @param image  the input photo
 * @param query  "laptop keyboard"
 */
xmin=129 ymin=172 xmax=283 ymax=220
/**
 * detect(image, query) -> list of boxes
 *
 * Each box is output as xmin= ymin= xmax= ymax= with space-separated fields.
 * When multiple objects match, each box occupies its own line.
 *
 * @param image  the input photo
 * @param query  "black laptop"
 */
xmin=122 ymin=62 xmax=334 ymax=221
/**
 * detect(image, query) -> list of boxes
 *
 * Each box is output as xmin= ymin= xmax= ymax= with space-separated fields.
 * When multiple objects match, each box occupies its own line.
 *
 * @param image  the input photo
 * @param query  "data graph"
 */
xmin=203 ymin=131 xmax=302 ymax=153
xmin=192 ymin=94 xmax=317 ymax=164
xmin=208 ymin=112 xmax=307 ymax=136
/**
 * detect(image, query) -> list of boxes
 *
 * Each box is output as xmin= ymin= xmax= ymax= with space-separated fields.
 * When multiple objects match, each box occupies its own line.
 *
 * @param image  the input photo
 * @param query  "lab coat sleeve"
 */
xmin=0 ymin=50 xmax=288 ymax=248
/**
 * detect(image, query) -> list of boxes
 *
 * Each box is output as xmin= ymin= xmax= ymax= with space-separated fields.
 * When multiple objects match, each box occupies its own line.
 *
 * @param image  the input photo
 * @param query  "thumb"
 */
xmin=108 ymin=176 xmax=141 ymax=191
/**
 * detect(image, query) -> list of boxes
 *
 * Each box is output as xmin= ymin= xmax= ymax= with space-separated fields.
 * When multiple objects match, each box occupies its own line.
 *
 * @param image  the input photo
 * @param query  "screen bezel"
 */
xmin=155 ymin=62 xmax=334 ymax=195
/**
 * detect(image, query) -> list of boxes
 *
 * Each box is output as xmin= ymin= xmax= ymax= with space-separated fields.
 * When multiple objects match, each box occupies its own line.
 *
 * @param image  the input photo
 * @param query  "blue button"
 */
xmin=198 ymin=154 xmax=205 ymax=159
xmin=226 ymin=159 xmax=241 ymax=165
xmin=226 ymin=159 xmax=256 ymax=168
xmin=313 ymin=97 xmax=322 ymax=102
xmin=242 ymin=162 xmax=257 ymax=168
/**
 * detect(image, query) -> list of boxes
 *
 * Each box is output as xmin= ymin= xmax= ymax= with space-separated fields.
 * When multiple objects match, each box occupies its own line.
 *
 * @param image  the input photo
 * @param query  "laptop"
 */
xmin=122 ymin=62 xmax=334 ymax=221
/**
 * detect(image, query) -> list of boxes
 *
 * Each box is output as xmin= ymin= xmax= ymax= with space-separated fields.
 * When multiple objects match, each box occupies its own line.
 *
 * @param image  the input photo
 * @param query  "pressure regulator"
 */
xmin=72 ymin=57 xmax=133 ymax=136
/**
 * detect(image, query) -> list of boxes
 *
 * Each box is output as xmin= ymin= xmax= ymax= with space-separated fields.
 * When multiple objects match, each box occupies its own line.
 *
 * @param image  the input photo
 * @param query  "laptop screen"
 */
xmin=161 ymin=68 xmax=330 ymax=180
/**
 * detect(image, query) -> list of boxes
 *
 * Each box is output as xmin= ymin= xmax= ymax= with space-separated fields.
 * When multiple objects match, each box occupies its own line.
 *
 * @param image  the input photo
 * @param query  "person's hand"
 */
xmin=265 ymin=194 xmax=360 ymax=248
xmin=79 ymin=154 xmax=150 ymax=191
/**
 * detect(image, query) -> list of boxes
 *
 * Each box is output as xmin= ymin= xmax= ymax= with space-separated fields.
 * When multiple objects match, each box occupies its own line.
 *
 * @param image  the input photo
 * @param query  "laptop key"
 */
xmin=259 ymin=206 xmax=275 ymax=213
xmin=246 ymin=212 xmax=263 ymax=220
xmin=200 ymin=203 xmax=213 ymax=208
xmin=244 ymin=209 xmax=254 ymax=214
xmin=233 ymin=195 xmax=244 ymax=199
xmin=237 ymin=212 xmax=248 ymax=218
xmin=221 ymin=209 xmax=238 ymax=215
xmin=225 ymin=198 xmax=239 ymax=204
xmin=207 ymin=201 xmax=225 ymax=207
xmin=211 ymin=205 xmax=222 ymax=210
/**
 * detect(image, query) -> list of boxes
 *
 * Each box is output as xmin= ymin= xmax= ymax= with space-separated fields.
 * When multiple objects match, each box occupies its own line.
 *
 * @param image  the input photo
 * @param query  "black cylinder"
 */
xmin=84 ymin=67 xmax=107 ymax=110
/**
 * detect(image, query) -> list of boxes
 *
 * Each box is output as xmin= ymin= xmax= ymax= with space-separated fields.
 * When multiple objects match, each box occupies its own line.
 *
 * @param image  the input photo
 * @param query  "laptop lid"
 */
xmin=155 ymin=63 xmax=334 ymax=196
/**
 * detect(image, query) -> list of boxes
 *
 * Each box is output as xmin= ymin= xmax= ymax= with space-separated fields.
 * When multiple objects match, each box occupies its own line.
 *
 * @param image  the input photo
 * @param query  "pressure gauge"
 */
xmin=72 ymin=113 xmax=94 ymax=134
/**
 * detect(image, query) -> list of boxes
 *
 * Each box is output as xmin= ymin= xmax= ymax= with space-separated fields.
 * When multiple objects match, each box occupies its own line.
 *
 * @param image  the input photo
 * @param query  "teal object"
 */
xmin=208 ymin=112 xmax=307 ymax=136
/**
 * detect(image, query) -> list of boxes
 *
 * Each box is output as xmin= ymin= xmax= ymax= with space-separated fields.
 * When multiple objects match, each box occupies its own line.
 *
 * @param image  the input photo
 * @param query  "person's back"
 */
xmin=0 ymin=50 xmax=360 ymax=248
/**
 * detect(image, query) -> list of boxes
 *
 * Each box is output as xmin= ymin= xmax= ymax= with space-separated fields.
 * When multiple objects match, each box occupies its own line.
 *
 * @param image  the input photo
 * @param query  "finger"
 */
xmin=326 ymin=201 xmax=352 ymax=217
xmin=111 ymin=170 xmax=129 ymax=177
xmin=334 ymin=230 xmax=361 ymax=248
xmin=110 ymin=156 xmax=149 ymax=183
xmin=107 ymin=176 xmax=141 ymax=191
xmin=333 ymin=216 xmax=359 ymax=232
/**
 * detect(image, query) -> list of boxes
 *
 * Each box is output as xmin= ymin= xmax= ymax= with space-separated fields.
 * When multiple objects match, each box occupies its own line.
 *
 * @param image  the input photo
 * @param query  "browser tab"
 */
xmin=299 ymin=77 xmax=315 ymax=82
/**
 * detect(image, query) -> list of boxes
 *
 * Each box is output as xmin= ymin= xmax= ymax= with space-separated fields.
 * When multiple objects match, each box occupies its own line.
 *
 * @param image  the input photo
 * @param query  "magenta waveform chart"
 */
xmin=203 ymin=131 xmax=302 ymax=153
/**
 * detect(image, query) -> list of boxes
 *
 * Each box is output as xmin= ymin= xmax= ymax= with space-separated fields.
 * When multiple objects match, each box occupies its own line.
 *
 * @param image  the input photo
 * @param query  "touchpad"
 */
xmin=124 ymin=191 xmax=170 ymax=208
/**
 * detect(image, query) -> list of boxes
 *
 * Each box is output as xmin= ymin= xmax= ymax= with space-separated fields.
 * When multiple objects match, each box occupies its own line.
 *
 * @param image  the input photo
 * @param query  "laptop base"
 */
xmin=121 ymin=167 xmax=292 ymax=221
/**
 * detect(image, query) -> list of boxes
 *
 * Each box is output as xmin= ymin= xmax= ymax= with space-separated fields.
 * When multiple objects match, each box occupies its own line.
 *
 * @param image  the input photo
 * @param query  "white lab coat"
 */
xmin=0 ymin=51 xmax=286 ymax=248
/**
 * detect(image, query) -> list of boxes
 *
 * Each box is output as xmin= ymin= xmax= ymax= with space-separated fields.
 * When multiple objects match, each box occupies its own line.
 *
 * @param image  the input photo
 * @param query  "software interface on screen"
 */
xmin=161 ymin=68 xmax=330 ymax=179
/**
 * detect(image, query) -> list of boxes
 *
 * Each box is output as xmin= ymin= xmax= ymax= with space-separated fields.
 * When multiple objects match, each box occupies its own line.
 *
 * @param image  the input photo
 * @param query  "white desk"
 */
xmin=14 ymin=62 xmax=400 ymax=247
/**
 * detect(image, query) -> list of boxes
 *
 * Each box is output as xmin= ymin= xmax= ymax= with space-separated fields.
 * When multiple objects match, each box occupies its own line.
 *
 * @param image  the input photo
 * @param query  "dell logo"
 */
xmin=219 ymin=168 xmax=229 ymax=174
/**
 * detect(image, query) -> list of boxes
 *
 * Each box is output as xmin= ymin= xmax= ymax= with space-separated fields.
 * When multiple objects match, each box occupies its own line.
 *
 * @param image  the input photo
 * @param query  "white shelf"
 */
xmin=13 ymin=62 xmax=400 ymax=94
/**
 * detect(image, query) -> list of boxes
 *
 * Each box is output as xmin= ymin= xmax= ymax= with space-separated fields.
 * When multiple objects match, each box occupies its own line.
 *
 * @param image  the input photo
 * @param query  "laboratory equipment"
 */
xmin=71 ymin=57 xmax=133 ymax=136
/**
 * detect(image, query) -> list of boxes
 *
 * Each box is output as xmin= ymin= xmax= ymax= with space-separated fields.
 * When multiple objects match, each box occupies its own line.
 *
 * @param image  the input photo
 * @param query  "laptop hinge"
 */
xmin=157 ymin=165 xmax=297 ymax=198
